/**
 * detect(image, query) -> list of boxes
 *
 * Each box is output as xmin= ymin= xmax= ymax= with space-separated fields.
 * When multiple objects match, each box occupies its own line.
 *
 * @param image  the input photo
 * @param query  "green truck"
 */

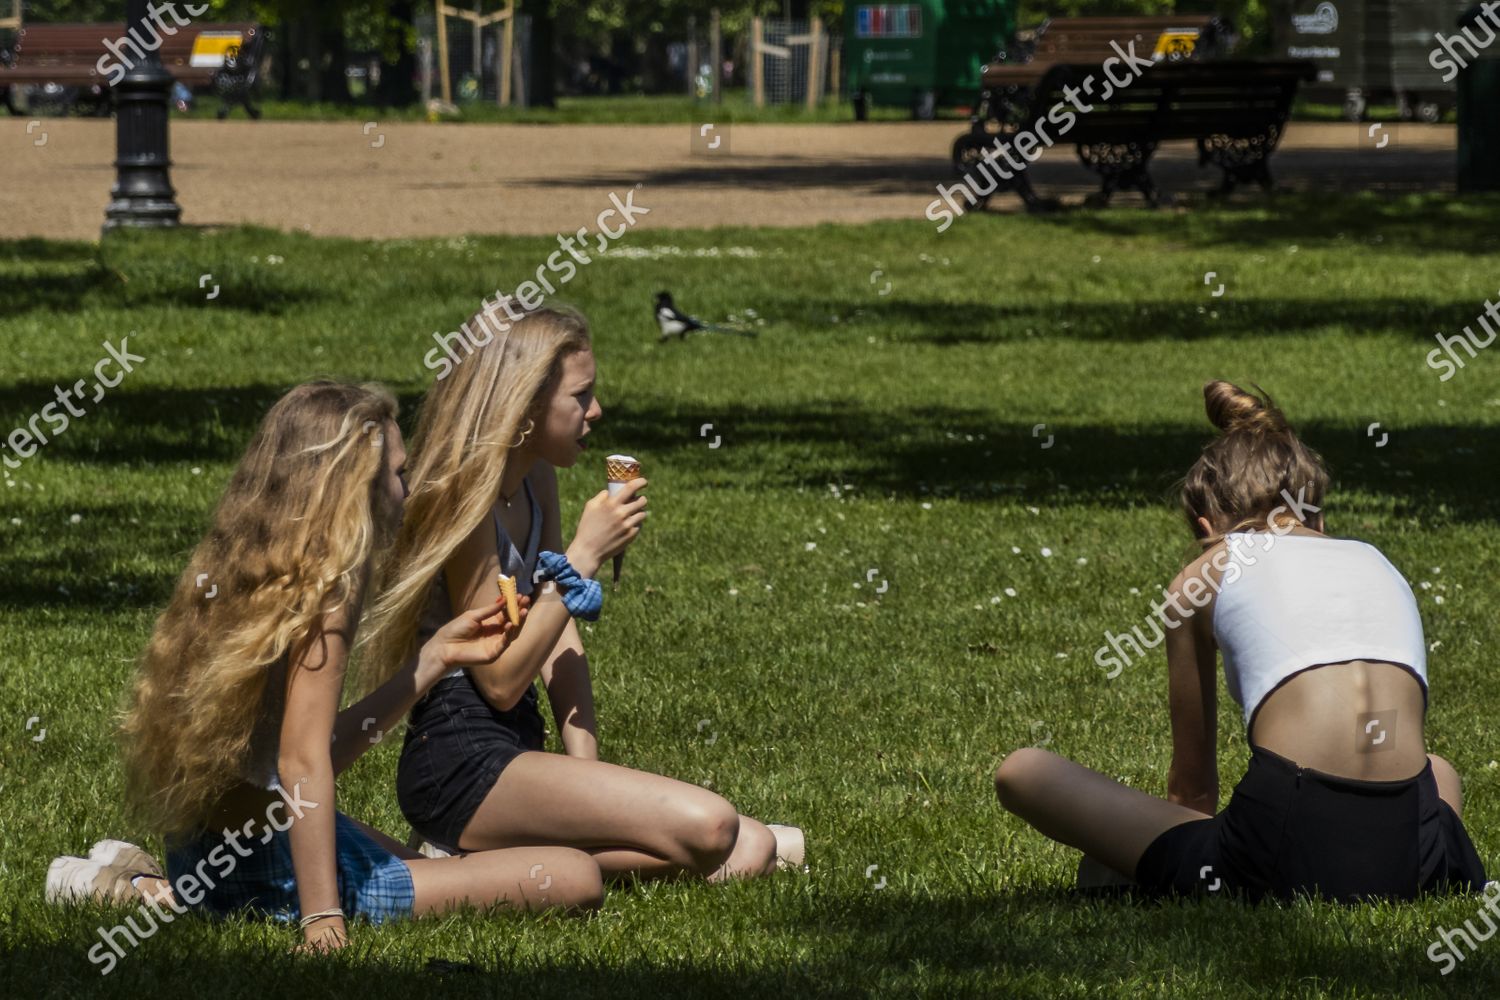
xmin=845 ymin=1 xmax=1016 ymax=118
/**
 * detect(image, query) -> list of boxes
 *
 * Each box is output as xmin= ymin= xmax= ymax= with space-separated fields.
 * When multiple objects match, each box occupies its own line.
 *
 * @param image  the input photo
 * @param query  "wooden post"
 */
xmin=751 ymin=16 xmax=764 ymax=108
xmin=436 ymin=3 xmax=453 ymax=104
xmin=710 ymin=9 xmax=722 ymax=105
xmin=830 ymin=42 xmax=840 ymax=102
xmin=806 ymin=18 xmax=822 ymax=110
xmin=0 ymin=0 xmax=21 ymax=31
xmin=419 ymin=35 xmax=433 ymax=104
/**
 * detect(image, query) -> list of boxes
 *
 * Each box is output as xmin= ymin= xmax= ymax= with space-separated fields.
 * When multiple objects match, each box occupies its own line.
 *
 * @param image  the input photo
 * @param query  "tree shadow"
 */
xmin=797 ymin=296 xmax=1487 ymax=345
xmin=0 ymin=940 xmax=845 ymax=1000
xmin=0 ymin=238 xmax=337 ymax=318
xmin=781 ymin=891 xmax=1493 ymax=997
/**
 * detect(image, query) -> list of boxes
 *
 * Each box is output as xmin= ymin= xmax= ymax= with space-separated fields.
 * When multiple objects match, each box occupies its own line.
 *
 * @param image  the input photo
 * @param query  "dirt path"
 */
xmin=0 ymin=119 xmax=1457 ymax=242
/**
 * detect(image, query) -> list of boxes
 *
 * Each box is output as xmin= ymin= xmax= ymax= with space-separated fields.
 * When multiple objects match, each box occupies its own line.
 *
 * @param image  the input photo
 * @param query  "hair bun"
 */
xmin=1203 ymin=380 xmax=1287 ymax=434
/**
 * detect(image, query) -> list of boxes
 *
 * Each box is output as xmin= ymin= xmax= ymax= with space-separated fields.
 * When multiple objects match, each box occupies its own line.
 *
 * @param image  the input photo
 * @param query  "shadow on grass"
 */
xmin=5 ymin=892 xmax=1490 ymax=998
xmin=0 ymin=238 xmax=338 ymax=317
xmin=782 ymin=892 xmax=1492 ymax=997
xmin=1 ymin=386 xmax=1497 ymax=611
xmin=0 ymin=942 xmax=842 ymax=1000
xmin=1027 ymin=193 xmax=1500 ymax=257
xmin=817 ymin=295 xmax=1483 ymax=344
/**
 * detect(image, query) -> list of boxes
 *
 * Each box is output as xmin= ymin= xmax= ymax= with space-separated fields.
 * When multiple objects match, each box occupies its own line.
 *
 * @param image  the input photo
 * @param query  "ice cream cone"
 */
xmin=497 ymin=573 xmax=520 ymax=627
xmin=605 ymin=455 xmax=641 ymax=585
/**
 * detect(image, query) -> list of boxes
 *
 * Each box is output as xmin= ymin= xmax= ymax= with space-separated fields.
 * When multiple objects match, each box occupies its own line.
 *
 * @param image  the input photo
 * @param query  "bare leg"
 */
xmin=708 ymin=816 xmax=778 ymax=881
xmin=1428 ymin=754 xmax=1463 ymax=817
xmin=994 ymin=748 xmax=1209 ymax=879
xmin=406 ymin=845 xmax=603 ymax=914
xmin=459 ymin=753 xmax=773 ymax=881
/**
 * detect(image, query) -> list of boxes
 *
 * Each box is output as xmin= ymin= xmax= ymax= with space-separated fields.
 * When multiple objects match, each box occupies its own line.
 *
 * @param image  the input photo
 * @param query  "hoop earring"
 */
xmin=509 ymin=417 xmax=535 ymax=450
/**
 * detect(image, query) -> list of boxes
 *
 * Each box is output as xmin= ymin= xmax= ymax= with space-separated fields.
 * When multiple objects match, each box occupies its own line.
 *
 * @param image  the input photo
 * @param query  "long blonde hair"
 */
xmin=121 ymin=381 xmax=400 ymax=834
xmin=1179 ymin=380 xmax=1329 ymax=547
xmin=358 ymin=306 xmax=592 ymax=689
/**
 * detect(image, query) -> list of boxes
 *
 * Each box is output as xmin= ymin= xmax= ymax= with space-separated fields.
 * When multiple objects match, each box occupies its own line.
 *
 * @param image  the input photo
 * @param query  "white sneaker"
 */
xmin=47 ymin=854 xmax=156 ymax=905
xmin=88 ymin=840 xmax=163 ymax=878
xmin=46 ymin=856 xmax=103 ymax=904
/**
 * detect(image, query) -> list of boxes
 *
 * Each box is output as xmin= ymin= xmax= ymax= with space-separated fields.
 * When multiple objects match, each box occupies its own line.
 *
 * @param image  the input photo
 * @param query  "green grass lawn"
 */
xmin=2 ymin=194 xmax=1499 ymax=997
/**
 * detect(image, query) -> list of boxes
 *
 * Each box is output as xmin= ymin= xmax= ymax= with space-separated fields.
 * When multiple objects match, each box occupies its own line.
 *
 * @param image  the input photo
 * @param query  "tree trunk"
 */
xmin=377 ymin=0 xmax=420 ymax=106
xmin=522 ymin=0 xmax=556 ymax=107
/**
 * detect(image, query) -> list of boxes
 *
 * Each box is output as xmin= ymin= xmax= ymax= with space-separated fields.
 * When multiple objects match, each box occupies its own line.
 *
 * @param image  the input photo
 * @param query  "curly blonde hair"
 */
xmin=357 ymin=306 xmax=591 ymax=691
xmin=120 ymin=381 xmax=400 ymax=835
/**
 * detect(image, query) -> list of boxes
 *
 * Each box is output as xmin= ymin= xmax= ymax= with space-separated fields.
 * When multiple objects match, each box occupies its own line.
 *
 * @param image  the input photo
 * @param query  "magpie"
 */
xmin=655 ymin=291 xmax=756 ymax=341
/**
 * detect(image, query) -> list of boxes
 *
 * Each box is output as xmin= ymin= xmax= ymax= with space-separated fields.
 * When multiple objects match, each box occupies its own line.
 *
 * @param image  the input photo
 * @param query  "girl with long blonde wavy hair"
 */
xmin=361 ymin=305 xmax=803 ymax=881
xmin=47 ymin=381 xmax=602 ymax=953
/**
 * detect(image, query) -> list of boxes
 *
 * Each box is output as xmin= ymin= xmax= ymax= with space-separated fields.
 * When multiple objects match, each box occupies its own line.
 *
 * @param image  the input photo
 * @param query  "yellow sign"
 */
xmin=1153 ymin=30 xmax=1200 ymax=62
xmin=189 ymin=32 xmax=244 ymax=69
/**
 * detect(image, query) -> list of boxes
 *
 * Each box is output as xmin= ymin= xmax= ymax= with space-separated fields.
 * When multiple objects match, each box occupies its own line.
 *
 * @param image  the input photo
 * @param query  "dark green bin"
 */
xmin=1457 ymin=57 xmax=1500 ymax=193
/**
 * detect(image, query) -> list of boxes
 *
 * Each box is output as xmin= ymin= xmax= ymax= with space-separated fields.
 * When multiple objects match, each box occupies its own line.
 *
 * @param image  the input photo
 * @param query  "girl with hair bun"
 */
xmin=992 ymin=380 xmax=1487 ymax=902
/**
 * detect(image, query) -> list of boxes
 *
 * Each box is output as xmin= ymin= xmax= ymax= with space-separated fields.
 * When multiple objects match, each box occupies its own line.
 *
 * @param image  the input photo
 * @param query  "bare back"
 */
xmin=1252 ymin=660 xmax=1427 ymax=779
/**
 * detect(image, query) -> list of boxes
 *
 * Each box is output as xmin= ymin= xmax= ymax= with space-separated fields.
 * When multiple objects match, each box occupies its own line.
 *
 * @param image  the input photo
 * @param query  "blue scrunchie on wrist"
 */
xmin=535 ymin=550 xmax=603 ymax=621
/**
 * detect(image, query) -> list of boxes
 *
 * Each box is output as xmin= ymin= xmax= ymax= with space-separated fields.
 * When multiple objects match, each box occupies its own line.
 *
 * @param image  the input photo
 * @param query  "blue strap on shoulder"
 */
xmin=535 ymin=550 xmax=603 ymax=621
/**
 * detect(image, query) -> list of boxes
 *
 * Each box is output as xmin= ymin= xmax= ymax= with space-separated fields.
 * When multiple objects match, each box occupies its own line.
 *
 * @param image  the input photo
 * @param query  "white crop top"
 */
xmin=1211 ymin=533 xmax=1427 ymax=727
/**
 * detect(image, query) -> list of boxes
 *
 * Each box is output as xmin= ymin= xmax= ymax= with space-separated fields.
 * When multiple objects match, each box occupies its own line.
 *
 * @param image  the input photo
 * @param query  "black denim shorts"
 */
xmin=396 ymin=672 xmax=546 ymax=849
xmin=1135 ymin=745 xmax=1488 ymax=903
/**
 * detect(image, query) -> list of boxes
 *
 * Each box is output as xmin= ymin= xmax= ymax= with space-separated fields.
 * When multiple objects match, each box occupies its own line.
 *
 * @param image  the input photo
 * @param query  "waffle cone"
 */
xmin=497 ymin=573 xmax=520 ymax=627
xmin=606 ymin=455 xmax=641 ymax=482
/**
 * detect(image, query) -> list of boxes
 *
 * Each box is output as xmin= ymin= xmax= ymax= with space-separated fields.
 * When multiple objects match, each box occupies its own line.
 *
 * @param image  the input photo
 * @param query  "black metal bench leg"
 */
xmin=1200 ymin=131 xmax=1281 ymax=200
xmin=1076 ymin=141 xmax=1160 ymax=208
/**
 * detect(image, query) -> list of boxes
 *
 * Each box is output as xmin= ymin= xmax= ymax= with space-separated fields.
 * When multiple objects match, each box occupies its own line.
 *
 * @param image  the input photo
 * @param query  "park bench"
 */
xmin=951 ymin=58 xmax=1316 ymax=210
xmin=0 ymin=22 xmax=263 ymax=118
xmin=985 ymin=15 xmax=1234 ymax=89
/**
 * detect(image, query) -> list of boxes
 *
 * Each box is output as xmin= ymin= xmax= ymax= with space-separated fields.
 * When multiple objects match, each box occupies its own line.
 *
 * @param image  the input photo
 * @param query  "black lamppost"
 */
xmin=103 ymin=0 xmax=182 ymax=230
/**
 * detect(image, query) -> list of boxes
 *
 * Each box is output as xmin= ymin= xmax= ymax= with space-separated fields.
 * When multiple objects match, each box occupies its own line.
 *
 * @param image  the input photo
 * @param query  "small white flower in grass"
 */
xmin=1130 ymin=587 xmax=1140 ymax=595
xmin=191 ymin=467 xmax=202 ymax=475
xmin=921 ymin=502 xmax=932 ymax=510
xmin=973 ymin=604 xmax=983 ymax=610
xmin=1004 ymin=587 xmax=1017 ymax=598
xmin=1434 ymin=595 xmax=1446 ymax=605
xmin=1076 ymin=557 xmax=1087 ymax=565
xmin=1040 ymin=547 xmax=1053 ymax=558
xmin=1055 ymin=652 xmax=1067 ymax=659
xmin=1420 ymin=581 xmax=1432 ymax=590
xmin=765 ymin=584 xmax=773 ymax=591
xmin=69 ymin=513 xmax=82 ymax=524
xmin=1011 ymin=546 xmax=1021 ymax=554
xmin=1431 ymin=567 xmax=1442 ymax=574
xmin=804 ymin=542 xmax=817 ymax=551
xmin=1091 ymin=255 xmax=1101 ymax=264
xmin=1027 ymin=506 xmax=1040 ymax=515
xmin=729 ymin=588 xmax=739 ymax=596
xmin=1430 ymin=640 xmax=1442 ymax=652
xmin=9 ymin=518 xmax=20 ymax=526
xmin=991 ymin=596 xmax=1002 ymax=604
